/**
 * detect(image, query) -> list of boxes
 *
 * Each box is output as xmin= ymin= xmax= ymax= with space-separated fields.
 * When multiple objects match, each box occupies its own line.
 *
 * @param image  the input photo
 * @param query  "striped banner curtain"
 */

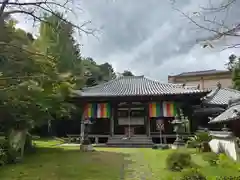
xmin=149 ymin=102 xmax=163 ymax=117
xmin=162 ymin=101 xmax=178 ymax=117
xmin=149 ymin=102 xmax=178 ymax=118
xmin=84 ymin=103 xmax=111 ymax=118
xmin=84 ymin=103 xmax=97 ymax=118
xmin=97 ymin=103 xmax=111 ymax=118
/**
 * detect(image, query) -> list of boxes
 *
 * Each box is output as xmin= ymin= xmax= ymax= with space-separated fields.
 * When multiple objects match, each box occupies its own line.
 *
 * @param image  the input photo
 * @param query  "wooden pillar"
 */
xmin=110 ymin=105 xmax=114 ymax=136
xmin=146 ymin=102 xmax=150 ymax=136
xmin=113 ymin=102 xmax=118 ymax=135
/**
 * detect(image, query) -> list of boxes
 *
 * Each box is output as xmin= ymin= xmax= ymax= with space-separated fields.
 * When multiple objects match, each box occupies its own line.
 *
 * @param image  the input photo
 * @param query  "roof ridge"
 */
xmin=142 ymin=76 xmax=182 ymax=88
xmin=222 ymin=87 xmax=240 ymax=93
xmin=203 ymin=87 xmax=220 ymax=102
xmin=82 ymin=77 xmax=119 ymax=91
xmin=81 ymin=76 xmax=145 ymax=91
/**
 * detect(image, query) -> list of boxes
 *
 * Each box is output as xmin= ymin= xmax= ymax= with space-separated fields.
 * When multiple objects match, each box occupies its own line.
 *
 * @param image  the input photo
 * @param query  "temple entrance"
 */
xmin=124 ymin=127 xmax=135 ymax=136
xmin=115 ymin=104 xmax=146 ymax=135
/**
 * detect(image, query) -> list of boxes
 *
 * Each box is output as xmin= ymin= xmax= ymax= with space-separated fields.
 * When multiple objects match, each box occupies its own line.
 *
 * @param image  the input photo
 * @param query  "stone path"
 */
xmin=121 ymin=149 xmax=153 ymax=180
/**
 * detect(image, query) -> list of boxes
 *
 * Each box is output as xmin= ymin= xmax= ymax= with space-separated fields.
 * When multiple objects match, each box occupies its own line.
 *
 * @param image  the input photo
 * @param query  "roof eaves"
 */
xmin=209 ymin=103 xmax=240 ymax=124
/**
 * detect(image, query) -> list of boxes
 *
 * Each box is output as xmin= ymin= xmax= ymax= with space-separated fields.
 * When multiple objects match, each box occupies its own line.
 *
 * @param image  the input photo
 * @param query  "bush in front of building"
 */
xmin=152 ymin=144 xmax=169 ymax=150
xmin=217 ymin=153 xmax=240 ymax=169
xmin=202 ymin=152 xmax=218 ymax=166
xmin=186 ymin=132 xmax=211 ymax=152
xmin=0 ymin=139 xmax=19 ymax=165
xmin=166 ymin=150 xmax=193 ymax=171
xmin=179 ymin=168 xmax=207 ymax=180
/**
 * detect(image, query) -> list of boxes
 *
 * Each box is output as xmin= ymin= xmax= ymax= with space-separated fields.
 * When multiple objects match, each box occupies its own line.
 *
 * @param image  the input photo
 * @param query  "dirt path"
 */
xmin=122 ymin=149 xmax=153 ymax=180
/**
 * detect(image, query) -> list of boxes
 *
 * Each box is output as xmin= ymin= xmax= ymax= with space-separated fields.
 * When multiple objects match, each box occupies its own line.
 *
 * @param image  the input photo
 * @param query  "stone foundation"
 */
xmin=209 ymin=131 xmax=240 ymax=161
xmin=80 ymin=144 xmax=93 ymax=152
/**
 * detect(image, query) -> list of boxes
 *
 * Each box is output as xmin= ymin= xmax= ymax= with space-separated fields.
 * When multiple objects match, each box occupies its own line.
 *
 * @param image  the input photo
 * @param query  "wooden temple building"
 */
xmin=71 ymin=76 xmax=209 ymax=146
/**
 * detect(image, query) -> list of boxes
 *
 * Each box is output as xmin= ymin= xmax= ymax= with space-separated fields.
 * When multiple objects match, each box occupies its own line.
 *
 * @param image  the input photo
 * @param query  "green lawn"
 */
xmin=0 ymin=140 xmax=240 ymax=180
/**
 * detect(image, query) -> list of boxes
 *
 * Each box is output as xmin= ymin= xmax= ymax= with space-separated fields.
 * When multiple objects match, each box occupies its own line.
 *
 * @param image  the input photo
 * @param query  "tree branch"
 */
xmin=201 ymin=0 xmax=236 ymax=13
xmin=173 ymin=7 xmax=240 ymax=43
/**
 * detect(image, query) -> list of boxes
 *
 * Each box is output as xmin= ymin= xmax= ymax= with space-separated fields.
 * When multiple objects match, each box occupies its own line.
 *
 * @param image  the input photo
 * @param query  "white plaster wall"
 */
xmin=203 ymin=79 xmax=232 ymax=89
xmin=209 ymin=138 xmax=240 ymax=161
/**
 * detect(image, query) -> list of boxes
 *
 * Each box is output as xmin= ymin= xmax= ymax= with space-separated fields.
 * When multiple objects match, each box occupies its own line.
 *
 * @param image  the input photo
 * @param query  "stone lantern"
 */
xmin=80 ymin=119 xmax=93 ymax=152
xmin=171 ymin=114 xmax=186 ymax=149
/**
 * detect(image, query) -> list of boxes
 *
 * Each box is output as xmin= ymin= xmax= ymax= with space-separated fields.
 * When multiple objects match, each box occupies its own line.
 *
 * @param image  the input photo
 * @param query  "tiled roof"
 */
xmin=209 ymin=103 xmax=240 ymax=123
xmin=169 ymin=69 xmax=230 ymax=77
xmin=172 ymin=83 xmax=200 ymax=90
xmin=73 ymin=76 xmax=208 ymax=97
xmin=203 ymin=87 xmax=240 ymax=105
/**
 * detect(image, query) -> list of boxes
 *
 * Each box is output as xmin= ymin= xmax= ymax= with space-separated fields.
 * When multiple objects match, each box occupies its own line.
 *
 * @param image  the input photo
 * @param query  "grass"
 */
xmin=0 ymin=139 xmax=240 ymax=180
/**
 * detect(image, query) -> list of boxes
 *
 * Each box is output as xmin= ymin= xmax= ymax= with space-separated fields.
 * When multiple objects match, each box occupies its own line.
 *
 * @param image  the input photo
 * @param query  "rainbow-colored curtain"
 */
xmin=84 ymin=103 xmax=97 ymax=118
xmin=162 ymin=101 xmax=178 ymax=117
xmin=149 ymin=101 xmax=178 ymax=118
xmin=149 ymin=102 xmax=163 ymax=117
xmin=96 ymin=103 xmax=111 ymax=118
xmin=84 ymin=103 xmax=111 ymax=118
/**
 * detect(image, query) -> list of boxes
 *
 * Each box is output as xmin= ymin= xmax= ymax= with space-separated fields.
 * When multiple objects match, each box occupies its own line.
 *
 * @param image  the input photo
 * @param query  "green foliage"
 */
xmin=24 ymin=133 xmax=36 ymax=154
xmin=166 ymin=150 xmax=192 ymax=171
xmin=217 ymin=153 xmax=239 ymax=169
xmin=179 ymin=169 xmax=207 ymax=180
xmin=186 ymin=132 xmax=212 ymax=151
xmin=226 ymin=54 xmax=240 ymax=90
xmin=202 ymin=152 xmax=218 ymax=166
xmin=0 ymin=146 xmax=7 ymax=166
xmin=82 ymin=58 xmax=116 ymax=87
xmin=0 ymin=139 xmax=19 ymax=165
xmin=122 ymin=70 xmax=134 ymax=76
xmin=152 ymin=144 xmax=169 ymax=150
xmin=0 ymin=11 xmax=118 ymax=160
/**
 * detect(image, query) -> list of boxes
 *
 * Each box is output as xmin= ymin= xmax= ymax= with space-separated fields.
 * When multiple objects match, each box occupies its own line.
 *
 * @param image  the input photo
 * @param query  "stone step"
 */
xmin=106 ymin=144 xmax=153 ymax=148
xmin=107 ymin=135 xmax=153 ymax=147
xmin=107 ymin=140 xmax=153 ymax=143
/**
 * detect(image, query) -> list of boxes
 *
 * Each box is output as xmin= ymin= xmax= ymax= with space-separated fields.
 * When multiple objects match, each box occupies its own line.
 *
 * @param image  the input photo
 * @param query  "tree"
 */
xmin=0 ymin=14 xmax=81 ymax=159
xmin=226 ymin=54 xmax=240 ymax=90
xmin=82 ymin=57 xmax=116 ymax=87
xmin=34 ymin=13 xmax=84 ymax=87
xmin=122 ymin=70 xmax=134 ymax=76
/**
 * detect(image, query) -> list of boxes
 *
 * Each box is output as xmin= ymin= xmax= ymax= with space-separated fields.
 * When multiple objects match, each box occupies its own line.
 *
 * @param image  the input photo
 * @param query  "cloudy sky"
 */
xmin=17 ymin=0 xmax=240 ymax=82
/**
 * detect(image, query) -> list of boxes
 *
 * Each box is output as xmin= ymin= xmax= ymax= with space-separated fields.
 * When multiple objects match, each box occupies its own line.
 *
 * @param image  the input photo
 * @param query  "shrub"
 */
xmin=6 ymin=147 xmax=20 ymax=164
xmin=187 ymin=132 xmax=212 ymax=152
xmin=0 ymin=146 xmax=7 ymax=166
xmin=202 ymin=152 xmax=218 ymax=166
xmin=186 ymin=140 xmax=198 ymax=148
xmin=0 ymin=139 xmax=21 ymax=164
xmin=166 ymin=151 xmax=192 ymax=171
xmin=217 ymin=153 xmax=238 ymax=169
xmin=152 ymin=144 xmax=169 ymax=150
xmin=216 ymin=176 xmax=240 ymax=180
xmin=180 ymin=169 xmax=207 ymax=180
xmin=152 ymin=144 xmax=158 ymax=149
xmin=24 ymin=133 xmax=36 ymax=154
xmin=160 ymin=144 xmax=169 ymax=150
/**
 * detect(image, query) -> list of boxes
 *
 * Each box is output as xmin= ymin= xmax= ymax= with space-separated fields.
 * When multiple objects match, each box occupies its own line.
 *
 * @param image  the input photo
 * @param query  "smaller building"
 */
xmin=209 ymin=97 xmax=240 ymax=137
xmin=193 ymin=83 xmax=240 ymax=130
xmin=168 ymin=69 xmax=232 ymax=90
xmin=208 ymin=97 xmax=240 ymax=161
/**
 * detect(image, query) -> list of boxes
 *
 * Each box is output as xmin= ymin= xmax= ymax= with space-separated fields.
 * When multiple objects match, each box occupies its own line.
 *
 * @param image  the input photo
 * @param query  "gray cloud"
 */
xmin=80 ymin=0 xmax=240 ymax=81
xmin=16 ymin=0 xmax=240 ymax=82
